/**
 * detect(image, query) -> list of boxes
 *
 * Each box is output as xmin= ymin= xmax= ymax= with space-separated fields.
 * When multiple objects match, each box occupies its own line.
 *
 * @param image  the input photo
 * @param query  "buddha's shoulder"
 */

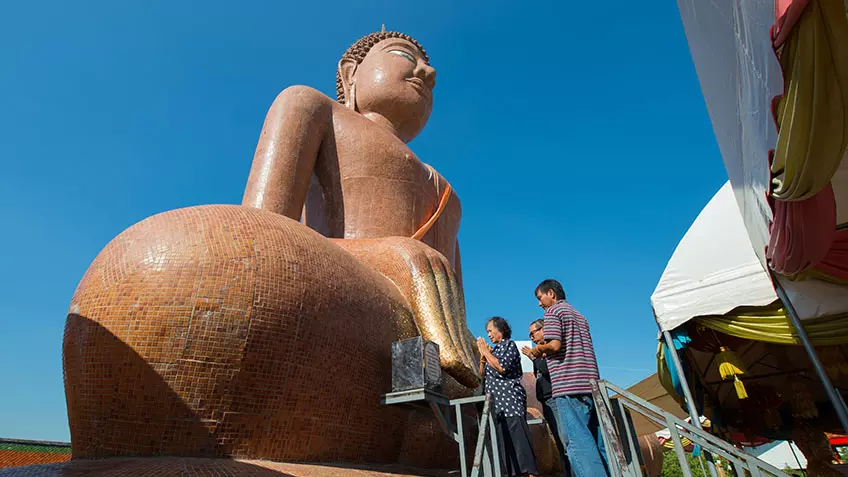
xmin=272 ymin=85 xmax=338 ymax=114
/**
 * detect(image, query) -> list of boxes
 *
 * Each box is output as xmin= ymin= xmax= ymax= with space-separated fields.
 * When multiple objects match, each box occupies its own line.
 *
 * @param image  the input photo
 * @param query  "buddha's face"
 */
xmin=342 ymin=38 xmax=436 ymax=142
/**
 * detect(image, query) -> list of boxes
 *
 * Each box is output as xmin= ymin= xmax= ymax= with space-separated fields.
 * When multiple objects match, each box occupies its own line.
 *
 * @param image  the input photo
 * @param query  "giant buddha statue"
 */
xmin=63 ymin=29 xmax=479 ymax=468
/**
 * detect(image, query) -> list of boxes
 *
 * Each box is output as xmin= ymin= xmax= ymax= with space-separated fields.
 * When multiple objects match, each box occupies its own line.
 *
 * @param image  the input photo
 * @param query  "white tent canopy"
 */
xmin=746 ymin=441 xmax=807 ymax=471
xmin=675 ymin=0 xmax=848 ymax=323
xmin=652 ymin=182 xmax=848 ymax=332
xmin=652 ymin=182 xmax=775 ymax=332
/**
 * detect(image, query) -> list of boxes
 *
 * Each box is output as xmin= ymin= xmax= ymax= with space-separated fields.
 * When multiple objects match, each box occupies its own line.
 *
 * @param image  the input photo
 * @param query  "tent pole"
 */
xmin=788 ymin=441 xmax=805 ymax=475
xmin=661 ymin=328 xmax=718 ymax=477
xmin=772 ymin=275 xmax=848 ymax=433
xmin=662 ymin=329 xmax=700 ymax=425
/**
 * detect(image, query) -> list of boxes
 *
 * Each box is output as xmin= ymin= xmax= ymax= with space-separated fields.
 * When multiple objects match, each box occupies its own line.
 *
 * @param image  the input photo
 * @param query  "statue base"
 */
xmin=1 ymin=457 xmax=458 ymax=476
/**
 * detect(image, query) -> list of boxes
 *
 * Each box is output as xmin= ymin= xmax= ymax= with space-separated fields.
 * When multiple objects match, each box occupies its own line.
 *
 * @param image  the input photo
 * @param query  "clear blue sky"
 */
xmin=0 ymin=0 xmax=727 ymax=442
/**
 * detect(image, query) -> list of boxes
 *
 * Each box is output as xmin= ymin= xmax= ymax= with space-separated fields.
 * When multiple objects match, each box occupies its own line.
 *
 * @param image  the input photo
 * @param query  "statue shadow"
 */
xmin=0 ymin=459 xmax=466 ymax=476
xmin=0 ymin=458 xmax=300 ymax=476
xmin=51 ymin=314 xmax=466 ymax=476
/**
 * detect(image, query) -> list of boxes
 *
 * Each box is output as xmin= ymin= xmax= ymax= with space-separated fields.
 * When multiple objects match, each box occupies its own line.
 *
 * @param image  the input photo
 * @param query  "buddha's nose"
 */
xmin=415 ymin=63 xmax=437 ymax=90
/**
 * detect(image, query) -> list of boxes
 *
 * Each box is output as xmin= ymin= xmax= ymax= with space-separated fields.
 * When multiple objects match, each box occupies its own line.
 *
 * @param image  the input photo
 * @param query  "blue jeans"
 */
xmin=550 ymin=395 xmax=607 ymax=477
xmin=541 ymin=399 xmax=570 ymax=476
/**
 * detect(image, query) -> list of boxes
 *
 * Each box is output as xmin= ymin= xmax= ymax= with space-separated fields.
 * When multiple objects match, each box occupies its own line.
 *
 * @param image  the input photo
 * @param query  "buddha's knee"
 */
xmin=64 ymin=204 xmax=417 ymax=460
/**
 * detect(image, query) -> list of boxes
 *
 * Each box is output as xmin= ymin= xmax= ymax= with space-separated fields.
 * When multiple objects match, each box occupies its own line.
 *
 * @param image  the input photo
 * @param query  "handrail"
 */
xmin=615 ymin=398 xmax=748 ymax=470
xmin=591 ymin=380 xmax=630 ymax=475
xmin=592 ymin=379 xmax=789 ymax=477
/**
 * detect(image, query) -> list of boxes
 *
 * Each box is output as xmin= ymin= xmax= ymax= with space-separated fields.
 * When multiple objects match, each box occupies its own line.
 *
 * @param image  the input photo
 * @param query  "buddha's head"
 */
xmin=337 ymin=30 xmax=436 ymax=143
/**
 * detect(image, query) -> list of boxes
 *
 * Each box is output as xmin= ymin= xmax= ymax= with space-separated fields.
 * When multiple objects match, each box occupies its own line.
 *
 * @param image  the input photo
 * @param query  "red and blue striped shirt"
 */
xmin=543 ymin=300 xmax=600 ymax=397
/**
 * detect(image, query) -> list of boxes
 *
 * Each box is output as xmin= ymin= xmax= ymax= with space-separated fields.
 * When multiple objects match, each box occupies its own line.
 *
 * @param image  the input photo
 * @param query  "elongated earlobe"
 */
xmin=345 ymin=81 xmax=357 ymax=111
xmin=338 ymin=58 xmax=358 ymax=110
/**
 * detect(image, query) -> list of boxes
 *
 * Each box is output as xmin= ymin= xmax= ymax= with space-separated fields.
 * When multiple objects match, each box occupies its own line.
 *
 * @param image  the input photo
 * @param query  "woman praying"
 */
xmin=477 ymin=317 xmax=538 ymax=477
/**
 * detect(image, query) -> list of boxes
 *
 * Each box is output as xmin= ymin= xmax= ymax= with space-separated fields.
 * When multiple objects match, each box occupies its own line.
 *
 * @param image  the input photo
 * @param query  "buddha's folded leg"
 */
xmin=333 ymin=237 xmax=480 ymax=389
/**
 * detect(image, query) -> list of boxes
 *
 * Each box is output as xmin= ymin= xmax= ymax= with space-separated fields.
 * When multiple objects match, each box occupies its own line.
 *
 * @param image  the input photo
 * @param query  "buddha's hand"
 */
xmin=397 ymin=239 xmax=480 ymax=388
xmin=334 ymin=237 xmax=480 ymax=388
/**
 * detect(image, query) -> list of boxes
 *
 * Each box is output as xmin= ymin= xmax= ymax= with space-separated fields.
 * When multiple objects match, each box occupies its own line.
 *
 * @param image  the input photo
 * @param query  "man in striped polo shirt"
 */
xmin=527 ymin=279 xmax=607 ymax=477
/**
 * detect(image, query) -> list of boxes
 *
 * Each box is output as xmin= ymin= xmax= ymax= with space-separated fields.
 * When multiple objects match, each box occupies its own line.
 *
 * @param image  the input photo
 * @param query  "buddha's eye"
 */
xmin=389 ymin=49 xmax=417 ymax=63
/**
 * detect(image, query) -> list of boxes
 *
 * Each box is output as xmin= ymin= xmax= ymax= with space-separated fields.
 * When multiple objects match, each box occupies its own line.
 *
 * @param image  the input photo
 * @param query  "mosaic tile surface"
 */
xmin=63 ymin=205 xmax=463 ymax=467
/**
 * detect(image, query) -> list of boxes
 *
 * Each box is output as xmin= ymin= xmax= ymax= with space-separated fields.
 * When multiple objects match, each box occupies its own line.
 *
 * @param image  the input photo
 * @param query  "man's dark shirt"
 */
xmin=533 ymin=355 xmax=553 ymax=402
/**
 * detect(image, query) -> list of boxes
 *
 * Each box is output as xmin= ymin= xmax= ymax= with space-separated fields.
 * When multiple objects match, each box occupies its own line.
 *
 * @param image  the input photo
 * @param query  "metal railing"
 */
xmin=381 ymin=388 xmax=502 ymax=477
xmin=590 ymin=379 xmax=789 ymax=476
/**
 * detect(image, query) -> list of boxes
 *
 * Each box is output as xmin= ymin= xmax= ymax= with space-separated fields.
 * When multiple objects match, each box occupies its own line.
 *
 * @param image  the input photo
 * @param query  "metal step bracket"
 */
xmin=381 ymin=389 xmax=502 ymax=477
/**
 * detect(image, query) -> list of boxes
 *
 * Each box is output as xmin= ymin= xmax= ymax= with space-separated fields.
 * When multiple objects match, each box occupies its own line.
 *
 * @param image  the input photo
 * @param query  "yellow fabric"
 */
xmin=716 ymin=348 xmax=745 ymax=380
xmin=714 ymin=347 xmax=749 ymax=399
xmin=734 ymin=377 xmax=749 ymax=400
xmin=787 ymin=265 xmax=848 ymax=285
xmin=662 ymin=436 xmax=693 ymax=450
xmin=695 ymin=302 xmax=848 ymax=346
xmin=770 ymin=0 xmax=848 ymax=201
xmin=715 ymin=347 xmax=748 ymax=399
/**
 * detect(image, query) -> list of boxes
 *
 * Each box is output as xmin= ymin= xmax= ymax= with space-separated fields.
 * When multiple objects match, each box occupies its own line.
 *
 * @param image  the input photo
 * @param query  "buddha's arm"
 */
xmin=242 ymin=86 xmax=332 ymax=219
xmin=454 ymin=239 xmax=463 ymax=290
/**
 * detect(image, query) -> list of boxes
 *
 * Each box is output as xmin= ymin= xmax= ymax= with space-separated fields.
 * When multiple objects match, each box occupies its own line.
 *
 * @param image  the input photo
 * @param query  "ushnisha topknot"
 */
xmin=336 ymin=29 xmax=429 ymax=104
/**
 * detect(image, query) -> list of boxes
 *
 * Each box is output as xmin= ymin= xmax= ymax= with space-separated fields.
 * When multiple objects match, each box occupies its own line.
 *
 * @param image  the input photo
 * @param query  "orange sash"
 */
xmin=412 ymin=167 xmax=451 ymax=240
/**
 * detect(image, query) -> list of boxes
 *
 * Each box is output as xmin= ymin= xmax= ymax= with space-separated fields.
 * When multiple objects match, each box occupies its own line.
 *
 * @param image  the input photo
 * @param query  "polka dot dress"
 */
xmin=483 ymin=339 xmax=526 ymax=417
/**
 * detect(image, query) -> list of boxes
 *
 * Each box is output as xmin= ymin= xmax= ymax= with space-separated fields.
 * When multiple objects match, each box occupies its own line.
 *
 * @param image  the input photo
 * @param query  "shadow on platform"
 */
xmin=0 ymin=457 xmax=461 ymax=476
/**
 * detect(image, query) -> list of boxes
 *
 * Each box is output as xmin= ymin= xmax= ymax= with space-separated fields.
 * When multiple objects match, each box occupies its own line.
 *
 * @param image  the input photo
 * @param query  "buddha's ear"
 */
xmin=338 ymin=58 xmax=358 ymax=102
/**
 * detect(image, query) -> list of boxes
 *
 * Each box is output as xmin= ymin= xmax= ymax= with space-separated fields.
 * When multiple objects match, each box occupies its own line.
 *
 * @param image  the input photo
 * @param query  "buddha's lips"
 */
xmin=405 ymin=77 xmax=432 ymax=98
